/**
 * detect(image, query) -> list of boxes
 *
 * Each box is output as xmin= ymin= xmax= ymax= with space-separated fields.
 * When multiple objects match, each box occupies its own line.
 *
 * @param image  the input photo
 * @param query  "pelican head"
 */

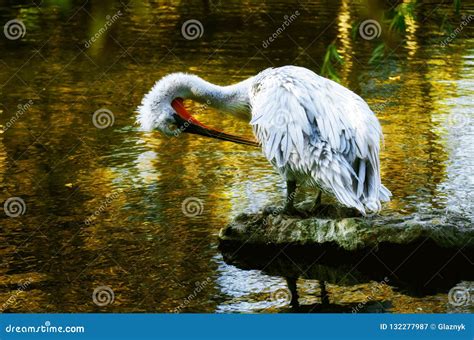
xmin=137 ymin=73 xmax=259 ymax=146
xmin=136 ymin=73 xmax=187 ymax=136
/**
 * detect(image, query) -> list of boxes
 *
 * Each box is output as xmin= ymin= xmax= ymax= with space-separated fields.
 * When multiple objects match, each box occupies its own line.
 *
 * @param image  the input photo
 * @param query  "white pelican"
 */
xmin=137 ymin=66 xmax=391 ymax=215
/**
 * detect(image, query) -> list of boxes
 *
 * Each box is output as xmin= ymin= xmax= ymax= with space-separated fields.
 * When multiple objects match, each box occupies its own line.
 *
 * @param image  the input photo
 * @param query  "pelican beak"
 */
xmin=171 ymin=98 xmax=259 ymax=147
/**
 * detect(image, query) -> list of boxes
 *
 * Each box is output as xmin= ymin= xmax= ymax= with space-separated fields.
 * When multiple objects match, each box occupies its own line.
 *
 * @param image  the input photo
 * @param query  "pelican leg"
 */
xmin=315 ymin=189 xmax=322 ymax=206
xmin=309 ymin=190 xmax=322 ymax=215
xmin=283 ymin=180 xmax=297 ymax=215
xmin=285 ymin=277 xmax=299 ymax=308
xmin=263 ymin=180 xmax=298 ymax=216
xmin=319 ymin=280 xmax=330 ymax=305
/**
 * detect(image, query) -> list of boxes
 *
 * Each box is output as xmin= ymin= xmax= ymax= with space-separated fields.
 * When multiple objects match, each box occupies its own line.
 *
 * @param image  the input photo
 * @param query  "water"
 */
xmin=0 ymin=0 xmax=472 ymax=313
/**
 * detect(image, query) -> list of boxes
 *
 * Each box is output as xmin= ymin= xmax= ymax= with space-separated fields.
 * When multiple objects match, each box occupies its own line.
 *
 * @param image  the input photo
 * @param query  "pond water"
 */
xmin=0 ymin=0 xmax=472 ymax=313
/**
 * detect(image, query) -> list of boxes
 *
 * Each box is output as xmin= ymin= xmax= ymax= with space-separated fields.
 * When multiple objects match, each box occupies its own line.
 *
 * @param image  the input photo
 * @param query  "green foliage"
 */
xmin=369 ymin=43 xmax=386 ymax=64
xmin=454 ymin=0 xmax=461 ymax=14
xmin=364 ymin=0 xmax=417 ymax=65
xmin=439 ymin=13 xmax=454 ymax=34
xmin=389 ymin=1 xmax=417 ymax=34
xmin=44 ymin=0 xmax=73 ymax=10
xmin=321 ymin=43 xmax=344 ymax=83
xmin=327 ymin=0 xmax=460 ymax=69
xmin=351 ymin=20 xmax=363 ymax=40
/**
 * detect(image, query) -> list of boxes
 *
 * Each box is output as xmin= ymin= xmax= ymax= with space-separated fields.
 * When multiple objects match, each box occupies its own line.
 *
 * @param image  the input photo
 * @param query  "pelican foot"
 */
xmin=282 ymin=204 xmax=313 ymax=218
xmin=308 ymin=203 xmax=362 ymax=218
xmin=262 ymin=205 xmax=306 ymax=218
xmin=281 ymin=205 xmax=300 ymax=216
xmin=308 ymin=204 xmax=327 ymax=217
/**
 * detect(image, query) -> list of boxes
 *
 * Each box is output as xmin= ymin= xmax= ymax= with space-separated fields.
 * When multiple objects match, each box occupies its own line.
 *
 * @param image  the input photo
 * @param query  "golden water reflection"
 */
xmin=0 ymin=0 xmax=472 ymax=313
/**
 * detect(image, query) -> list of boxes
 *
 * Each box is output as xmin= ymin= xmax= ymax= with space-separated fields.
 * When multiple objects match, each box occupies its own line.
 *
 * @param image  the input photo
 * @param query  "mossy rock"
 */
xmin=218 ymin=202 xmax=473 ymax=295
xmin=220 ymin=202 xmax=473 ymax=251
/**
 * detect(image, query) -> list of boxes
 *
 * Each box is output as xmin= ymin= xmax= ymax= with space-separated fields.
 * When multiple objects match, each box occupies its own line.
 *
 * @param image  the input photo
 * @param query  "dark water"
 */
xmin=0 ymin=0 xmax=472 ymax=313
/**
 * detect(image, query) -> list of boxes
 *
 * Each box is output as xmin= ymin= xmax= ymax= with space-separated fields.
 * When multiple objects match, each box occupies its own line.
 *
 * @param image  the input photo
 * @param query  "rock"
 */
xmin=218 ymin=201 xmax=474 ymax=295
xmin=219 ymin=202 xmax=474 ymax=250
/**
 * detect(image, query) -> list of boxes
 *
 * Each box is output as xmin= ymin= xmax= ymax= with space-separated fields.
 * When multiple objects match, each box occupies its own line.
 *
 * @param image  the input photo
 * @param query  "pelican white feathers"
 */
xmin=137 ymin=65 xmax=391 ymax=215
